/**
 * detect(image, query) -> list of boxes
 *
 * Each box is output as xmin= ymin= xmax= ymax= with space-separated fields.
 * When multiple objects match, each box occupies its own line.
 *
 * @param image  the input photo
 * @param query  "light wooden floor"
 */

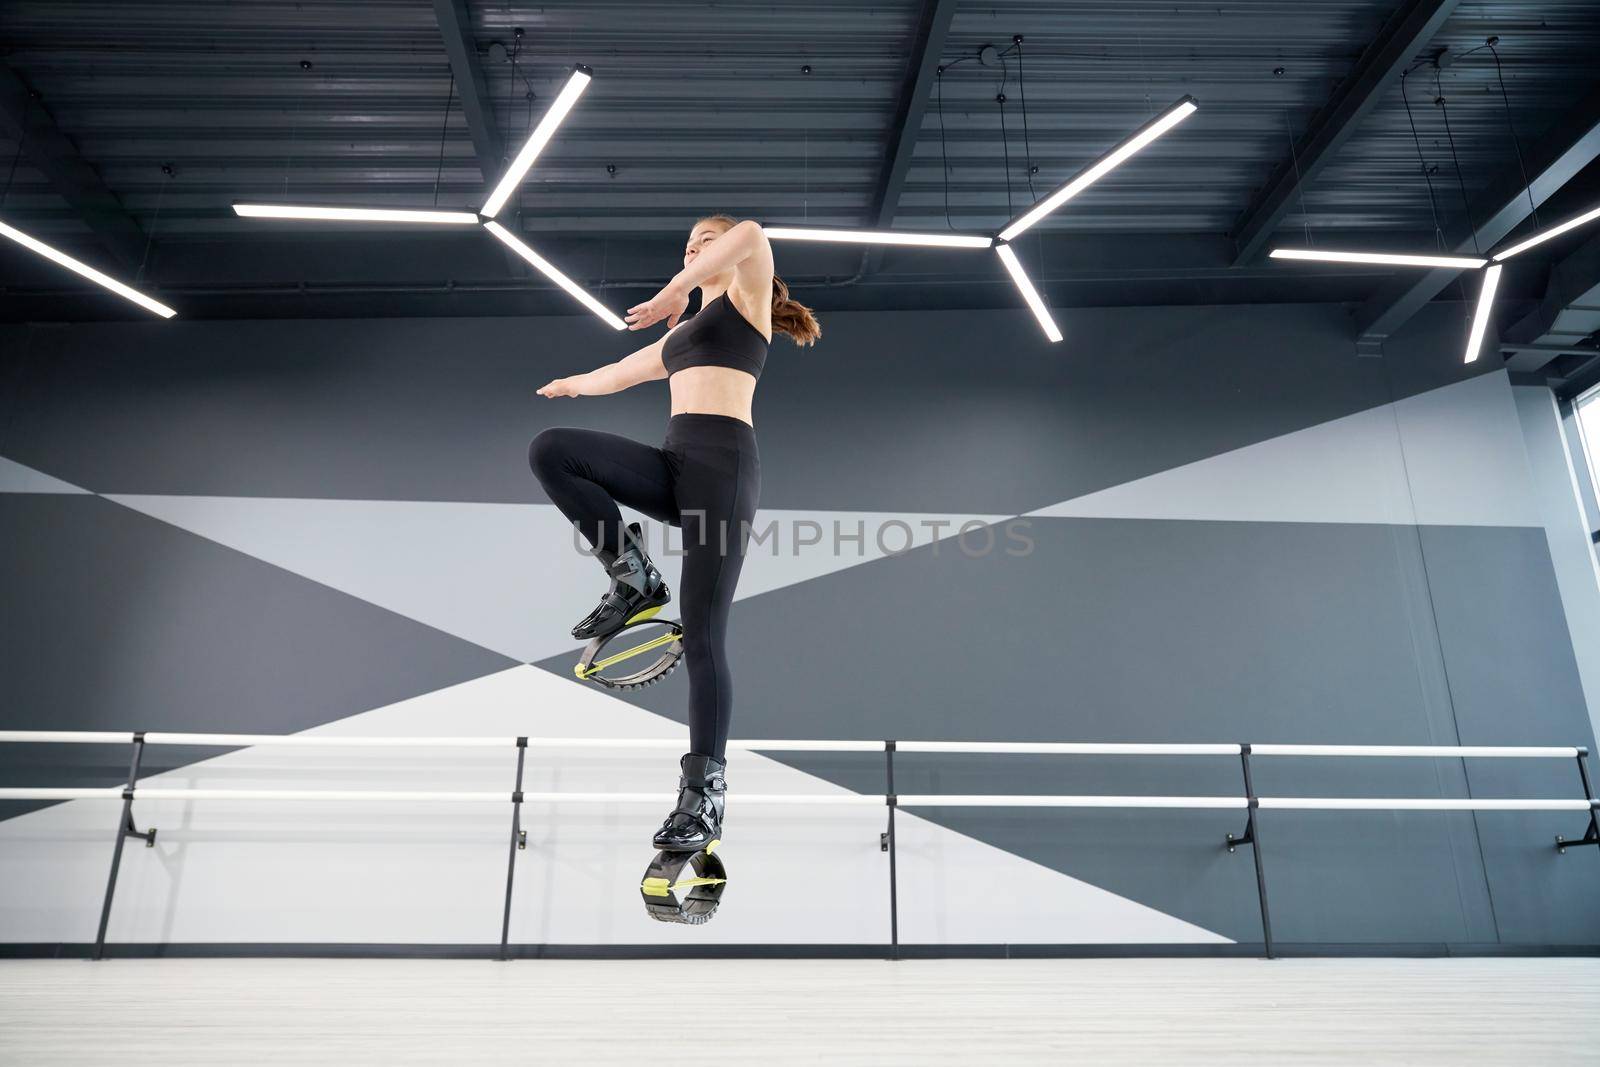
xmin=1 ymin=957 xmax=1595 ymax=1064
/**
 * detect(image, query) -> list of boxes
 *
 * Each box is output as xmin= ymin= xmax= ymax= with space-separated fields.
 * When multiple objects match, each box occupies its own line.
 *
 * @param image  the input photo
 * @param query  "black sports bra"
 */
xmin=661 ymin=291 xmax=770 ymax=381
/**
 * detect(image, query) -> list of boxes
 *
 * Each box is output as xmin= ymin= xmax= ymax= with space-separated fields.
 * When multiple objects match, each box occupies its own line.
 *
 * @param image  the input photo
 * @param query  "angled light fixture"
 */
xmin=766 ymin=95 xmax=1201 ymax=343
xmin=994 ymin=242 xmax=1062 ymax=343
xmin=1268 ymin=248 xmax=1487 ymax=270
xmin=484 ymin=221 xmax=626 ymax=329
xmin=0 ymin=218 xmax=177 ymax=318
xmin=232 ymin=63 xmax=622 ymax=328
xmin=233 ymin=205 xmax=479 ymax=225
xmin=1268 ymin=55 xmax=1600 ymax=364
xmin=764 ymin=226 xmax=993 ymax=249
xmin=1271 ymin=242 xmax=1497 ymax=363
xmin=1271 ymin=213 xmax=1600 ymax=363
xmin=1462 ymin=264 xmax=1503 ymax=364
xmin=480 ymin=66 xmax=593 ymax=219
xmin=1491 ymin=203 xmax=1600 ymax=261
xmin=996 ymin=95 xmax=1199 ymax=243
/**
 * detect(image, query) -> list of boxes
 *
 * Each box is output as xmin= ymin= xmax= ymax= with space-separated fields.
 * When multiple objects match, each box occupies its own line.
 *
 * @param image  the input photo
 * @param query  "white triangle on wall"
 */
xmin=1029 ymin=371 xmax=1539 ymax=528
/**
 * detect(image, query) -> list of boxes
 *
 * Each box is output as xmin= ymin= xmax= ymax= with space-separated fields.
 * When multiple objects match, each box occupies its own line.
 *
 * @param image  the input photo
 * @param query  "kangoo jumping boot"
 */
xmin=652 ymin=752 xmax=727 ymax=853
xmin=572 ymin=521 xmax=671 ymax=641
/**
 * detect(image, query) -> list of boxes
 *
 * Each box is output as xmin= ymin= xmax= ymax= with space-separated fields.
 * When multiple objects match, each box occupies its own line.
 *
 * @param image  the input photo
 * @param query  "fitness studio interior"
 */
xmin=3 ymin=1 xmax=1600 ymax=1063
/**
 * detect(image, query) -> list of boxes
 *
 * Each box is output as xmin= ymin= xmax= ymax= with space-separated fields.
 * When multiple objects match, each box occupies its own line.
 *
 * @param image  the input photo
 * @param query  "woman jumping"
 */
xmin=530 ymin=214 xmax=820 ymax=854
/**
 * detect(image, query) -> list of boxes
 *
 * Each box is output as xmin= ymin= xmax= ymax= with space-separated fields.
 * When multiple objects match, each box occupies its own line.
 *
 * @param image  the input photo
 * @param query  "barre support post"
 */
xmin=1556 ymin=747 xmax=1599 ymax=855
xmin=93 ymin=732 xmax=153 ymax=961
xmin=1225 ymin=743 xmax=1274 ymax=959
xmin=499 ymin=737 xmax=528 ymax=960
xmin=883 ymin=740 xmax=900 ymax=961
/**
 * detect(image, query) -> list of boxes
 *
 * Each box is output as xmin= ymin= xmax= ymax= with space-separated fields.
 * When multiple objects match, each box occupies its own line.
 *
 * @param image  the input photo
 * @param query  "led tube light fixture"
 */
xmin=994 ymin=242 xmax=1063 ymax=343
xmin=480 ymin=65 xmax=593 ymax=219
xmin=1268 ymin=248 xmax=1488 ymax=270
xmin=233 ymin=205 xmax=479 ymax=225
xmin=1268 ymin=166 xmax=1600 ymax=361
xmin=484 ymin=221 xmax=627 ymax=330
xmin=765 ymin=96 xmax=1201 ymax=343
xmin=996 ymin=96 xmax=1199 ymax=243
xmin=0 ymin=218 xmax=177 ymax=318
xmin=1492 ymin=202 xmax=1600 ymax=261
xmin=230 ymin=64 xmax=620 ymax=327
xmin=763 ymin=226 xmax=993 ymax=249
xmin=1462 ymin=263 xmax=1503 ymax=364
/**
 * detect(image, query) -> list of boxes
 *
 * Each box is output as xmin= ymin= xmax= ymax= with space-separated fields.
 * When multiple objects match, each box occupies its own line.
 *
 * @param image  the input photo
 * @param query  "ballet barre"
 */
xmin=1 ymin=731 xmax=1595 ymax=960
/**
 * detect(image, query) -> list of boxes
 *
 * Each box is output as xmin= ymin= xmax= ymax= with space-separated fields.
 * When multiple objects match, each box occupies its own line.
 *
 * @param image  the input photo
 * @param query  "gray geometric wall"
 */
xmin=2 ymin=299 xmax=1597 ymax=952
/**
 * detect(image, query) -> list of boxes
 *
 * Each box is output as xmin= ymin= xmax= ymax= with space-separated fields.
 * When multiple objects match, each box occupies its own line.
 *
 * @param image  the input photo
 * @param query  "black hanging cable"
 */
xmin=284 ymin=60 xmax=311 ymax=197
xmin=1 ymin=136 xmax=23 ymax=211
xmin=1014 ymin=39 xmax=1038 ymax=203
xmin=505 ymin=35 xmax=525 ymax=216
xmin=1137 ymin=34 xmax=1155 ymax=118
xmin=432 ymin=69 xmax=456 ymax=207
xmin=1011 ymin=39 xmax=1044 ymax=277
xmin=0 ymin=81 xmax=27 ymax=210
xmin=1401 ymin=69 xmax=1448 ymax=252
xmin=1433 ymin=64 xmax=1478 ymax=254
xmin=997 ymin=57 xmax=1013 ymax=219
xmin=1283 ymin=107 xmax=1313 ymax=247
xmin=135 ymin=166 xmax=171 ymax=285
xmin=1487 ymin=40 xmax=1538 ymax=229
xmin=935 ymin=54 xmax=978 ymax=231
xmin=505 ymin=42 xmax=514 ymax=158
xmin=1403 ymin=68 xmax=1470 ymax=307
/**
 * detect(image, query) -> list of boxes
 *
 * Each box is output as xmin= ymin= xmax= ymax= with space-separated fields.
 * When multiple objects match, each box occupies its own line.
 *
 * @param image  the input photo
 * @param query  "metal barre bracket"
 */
xmin=1555 ymin=801 xmax=1600 ymax=855
xmin=1557 ymin=754 xmax=1600 ymax=855
xmin=123 ymin=807 xmax=156 ymax=848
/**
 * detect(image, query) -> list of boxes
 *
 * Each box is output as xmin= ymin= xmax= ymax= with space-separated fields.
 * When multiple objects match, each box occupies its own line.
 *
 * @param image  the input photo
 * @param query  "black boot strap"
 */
xmin=664 ymin=806 xmax=715 ymax=835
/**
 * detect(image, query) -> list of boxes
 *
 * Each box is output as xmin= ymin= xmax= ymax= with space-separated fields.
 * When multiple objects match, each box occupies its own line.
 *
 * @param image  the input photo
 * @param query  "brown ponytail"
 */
xmin=695 ymin=213 xmax=822 ymax=347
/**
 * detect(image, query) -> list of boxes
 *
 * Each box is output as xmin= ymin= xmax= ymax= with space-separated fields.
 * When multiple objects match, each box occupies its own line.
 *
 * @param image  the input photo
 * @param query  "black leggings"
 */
xmin=528 ymin=413 xmax=761 ymax=762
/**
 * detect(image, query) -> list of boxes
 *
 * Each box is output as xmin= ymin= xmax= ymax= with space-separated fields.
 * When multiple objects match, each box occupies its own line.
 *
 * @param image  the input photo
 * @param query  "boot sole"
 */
xmin=649 ymin=837 xmax=720 ymax=855
xmin=570 ymin=591 xmax=672 ymax=641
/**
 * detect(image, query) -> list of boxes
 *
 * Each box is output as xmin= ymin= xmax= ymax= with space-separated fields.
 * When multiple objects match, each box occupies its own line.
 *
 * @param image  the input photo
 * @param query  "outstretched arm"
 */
xmin=536 ymin=334 xmax=670 ymax=398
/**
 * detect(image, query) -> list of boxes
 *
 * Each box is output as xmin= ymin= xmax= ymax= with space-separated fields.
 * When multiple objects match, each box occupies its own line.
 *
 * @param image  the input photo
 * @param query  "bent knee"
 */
xmin=528 ymin=427 xmax=575 ymax=478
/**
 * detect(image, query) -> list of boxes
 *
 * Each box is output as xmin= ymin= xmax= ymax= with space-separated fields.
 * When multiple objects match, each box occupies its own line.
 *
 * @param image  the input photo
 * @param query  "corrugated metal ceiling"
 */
xmin=1 ymin=0 xmax=1598 ymax=322
xmin=2 ymin=1 xmax=1597 ymax=240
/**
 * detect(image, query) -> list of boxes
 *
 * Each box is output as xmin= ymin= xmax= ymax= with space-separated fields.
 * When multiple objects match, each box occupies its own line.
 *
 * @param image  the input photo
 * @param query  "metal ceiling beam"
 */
xmin=432 ymin=0 xmax=506 ymax=184
xmin=432 ymin=0 xmax=532 ymax=279
xmin=1355 ymin=82 xmax=1600 ymax=350
xmin=0 ymin=61 xmax=149 ymax=271
xmin=1230 ymin=0 xmax=1459 ymax=266
xmin=861 ymin=0 xmax=960 ymax=277
xmin=1502 ymin=226 xmax=1600 ymax=372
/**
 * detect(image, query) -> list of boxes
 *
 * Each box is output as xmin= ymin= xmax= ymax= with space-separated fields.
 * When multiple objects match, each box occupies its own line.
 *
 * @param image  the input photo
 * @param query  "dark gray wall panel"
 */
xmin=535 ymin=516 xmax=1591 ymax=943
xmin=0 ymin=493 xmax=516 ymax=820
xmin=0 ymin=301 xmax=1480 ymax=512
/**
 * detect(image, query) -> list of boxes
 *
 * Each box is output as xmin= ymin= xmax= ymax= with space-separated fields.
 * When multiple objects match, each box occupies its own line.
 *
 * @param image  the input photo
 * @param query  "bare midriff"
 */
xmin=669 ymin=365 xmax=757 ymax=428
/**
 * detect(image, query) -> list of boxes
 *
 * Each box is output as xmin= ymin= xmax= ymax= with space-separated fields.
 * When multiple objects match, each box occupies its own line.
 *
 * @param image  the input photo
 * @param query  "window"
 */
xmin=1575 ymin=384 xmax=1600 ymax=537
